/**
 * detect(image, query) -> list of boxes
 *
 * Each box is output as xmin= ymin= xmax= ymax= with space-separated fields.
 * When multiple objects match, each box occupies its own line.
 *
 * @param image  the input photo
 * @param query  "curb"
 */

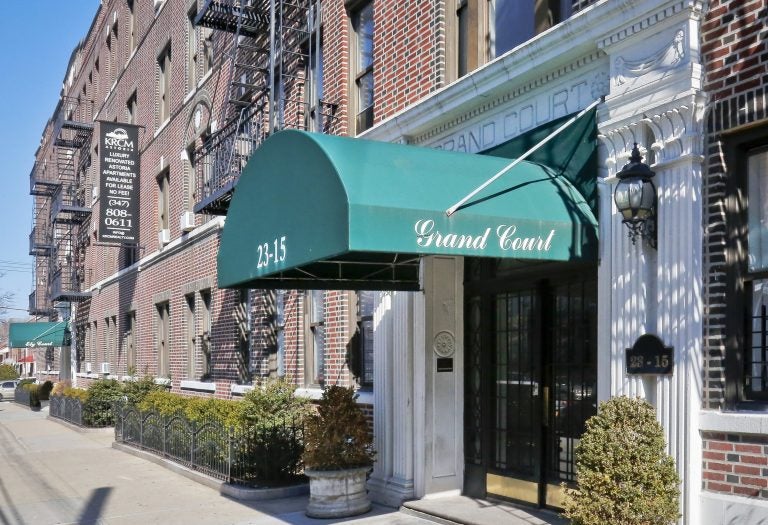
xmin=111 ymin=441 xmax=309 ymax=501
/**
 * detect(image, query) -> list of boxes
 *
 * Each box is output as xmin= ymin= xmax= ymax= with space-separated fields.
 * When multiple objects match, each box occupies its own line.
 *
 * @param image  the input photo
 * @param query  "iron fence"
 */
xmin=114 ymin=404 xmax=305 ymax=487
xmin=14 ymin=386 xmax=30 ymax=406
xmin=49 ymin=395 xmax=115 ymax=428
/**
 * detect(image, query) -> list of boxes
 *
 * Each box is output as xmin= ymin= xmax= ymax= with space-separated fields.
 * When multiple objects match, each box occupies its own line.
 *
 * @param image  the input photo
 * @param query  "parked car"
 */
xmin=0 ymin=380 xmax=19 ymax=401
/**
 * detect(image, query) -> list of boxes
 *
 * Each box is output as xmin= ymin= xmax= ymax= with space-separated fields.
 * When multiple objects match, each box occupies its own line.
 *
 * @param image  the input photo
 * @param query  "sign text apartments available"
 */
xmin=98 ymin=122 xmax=140 ymax=244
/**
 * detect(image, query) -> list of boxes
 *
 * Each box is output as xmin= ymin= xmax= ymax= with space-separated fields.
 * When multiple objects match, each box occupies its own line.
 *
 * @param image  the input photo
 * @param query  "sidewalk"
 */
xmin=0 ymin=401 xmax=567 ymax=525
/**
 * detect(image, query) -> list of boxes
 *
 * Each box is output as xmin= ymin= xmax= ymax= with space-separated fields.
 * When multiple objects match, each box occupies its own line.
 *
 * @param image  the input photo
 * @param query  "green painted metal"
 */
xmin=9 ymin=321 xmax=69 ymax=348
xmin=218 ymin=128 xmax=597 ymax=290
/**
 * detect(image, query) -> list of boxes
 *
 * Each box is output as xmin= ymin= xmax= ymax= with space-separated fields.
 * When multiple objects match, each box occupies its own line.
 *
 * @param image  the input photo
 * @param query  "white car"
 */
xmin=0 ymin=380 xmax=19 ymax=401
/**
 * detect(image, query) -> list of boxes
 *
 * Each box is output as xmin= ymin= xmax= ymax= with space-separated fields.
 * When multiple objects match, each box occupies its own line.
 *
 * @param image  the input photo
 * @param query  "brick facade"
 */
xmin=702 ymin=432 xmax=768 ymax=498
xmin=701 ymin=0 xmax=768 ymax=503
xmin=30 ymin=0 xmax=484 ymax=400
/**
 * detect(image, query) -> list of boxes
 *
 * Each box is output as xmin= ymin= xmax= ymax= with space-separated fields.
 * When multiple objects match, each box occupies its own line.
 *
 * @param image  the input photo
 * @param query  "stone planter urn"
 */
xmin=305 ymin=466 xmax=371 ymax=518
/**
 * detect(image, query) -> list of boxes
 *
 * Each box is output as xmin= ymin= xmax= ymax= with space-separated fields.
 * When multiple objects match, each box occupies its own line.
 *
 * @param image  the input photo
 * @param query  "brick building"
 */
xmin=24 ymin=0 xmax=768 ymax=522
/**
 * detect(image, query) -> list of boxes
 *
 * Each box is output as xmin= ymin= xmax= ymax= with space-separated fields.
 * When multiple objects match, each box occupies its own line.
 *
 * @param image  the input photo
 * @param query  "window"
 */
xmin=91 ymin=320 xmax=98 ymax=368
xmin=105 ymin=315 xmax=116 ymax=370
xmin=200 ymin=289 xmax=212 ymax=380
xmin=304 ymin=41 xmax=324 ymax=132
xmin=127 ymin=91 xmax=137 ymax=124
xmin=276 ymin=290 xmax=286 ymax=377
xmin=185 ymin=142 xmax=196 ymax=210
xmin=305 ymin=290 xmax=325 ymax=386
xmin=456 ymin=0 xmax=470 ymax=78
xmin=156 ymin=301 xmax=170 ymax=376
xmin=185 ymin=293 xmax=196 ymax=379
xmin=125 ymin=311 xmax=136 ymax=373
xmin=128 ymin=0 xmax=136 ymax=55
xmin=158 ymin=45 xmax=171 ymax=125
xmin=202 ymin=26 xmax=213 ymax=77
xmin=743 ymin=148 xmax=768 ymax=401
xmin=187 ymin=6 xmax=199 ymax=91
xmin=726 ymin=132 xmax=768 ymax=405
xmin=450 ymin=0 xmax=572 ymax=80
xmin=235 ymin=289 xmax=251 ymax=384
xmin=351 ymin=2 xmax=374 ymax=133
xmin=490 ymin=0 xmax=571 ymax=58
xmin=355 ymin=291 xmax=374 ymax=387
xmin=157 ymin=167 xmax=170 ymax=234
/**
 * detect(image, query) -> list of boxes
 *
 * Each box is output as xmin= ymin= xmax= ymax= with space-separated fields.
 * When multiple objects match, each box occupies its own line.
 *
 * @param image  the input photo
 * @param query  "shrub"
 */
xmin=62 ymin=386 xmax=89 ymax=403
xmin=303 ymin=386 xmax=374 ymax=471
xmin=238 ymin=379 xmax=311 ymax=427
xmin=23 ymin=383 xmax=41 ymax=409
xmin=0 ymin=363 xmax=19 ymax=380
xmin=52 ymin=380 xmax=70 ymax=396
xmin=38 ymin=381 xmax=54 ymax=401
xmin=137 ymin=390 xmax=189 ymax=416
xmin=562 ymin=396 xmax=680 ymax=525
xmin=122 ymin=375 xmax=163 ymax=406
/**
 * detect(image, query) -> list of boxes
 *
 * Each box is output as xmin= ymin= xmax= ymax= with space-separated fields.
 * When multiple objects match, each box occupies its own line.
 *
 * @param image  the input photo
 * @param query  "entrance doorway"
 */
xmin=464 ymin=259 xmax=597 ymax=508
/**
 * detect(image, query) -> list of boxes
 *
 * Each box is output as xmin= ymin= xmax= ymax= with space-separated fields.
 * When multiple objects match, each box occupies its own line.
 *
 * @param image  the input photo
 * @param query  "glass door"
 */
xmin=464 ymin=260 xmax=596 ymax=508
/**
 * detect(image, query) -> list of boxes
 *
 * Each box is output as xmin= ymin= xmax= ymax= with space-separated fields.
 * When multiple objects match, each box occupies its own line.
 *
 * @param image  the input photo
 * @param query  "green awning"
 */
xmin=9 ymin=321 xmax=69 ymax=348
xmin=218 ymin=128 xmax=597 ymax=291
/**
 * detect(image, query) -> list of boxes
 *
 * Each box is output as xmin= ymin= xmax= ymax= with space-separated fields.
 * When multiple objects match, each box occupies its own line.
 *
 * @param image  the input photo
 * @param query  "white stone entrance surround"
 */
xmin=364 ymin=2 xmax=708 ymax=524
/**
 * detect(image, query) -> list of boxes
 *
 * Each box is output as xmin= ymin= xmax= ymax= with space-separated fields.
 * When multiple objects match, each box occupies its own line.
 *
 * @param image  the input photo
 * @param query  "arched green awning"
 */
xmin=9 ymin=321 xmax=69 ymax=348
xmin=218 ymin=129 xmax=597 ymax=290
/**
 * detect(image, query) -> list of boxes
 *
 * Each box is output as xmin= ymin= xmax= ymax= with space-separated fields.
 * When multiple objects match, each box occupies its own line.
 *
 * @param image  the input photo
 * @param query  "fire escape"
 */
xmin=49 ymin=96 xmax=94 ymax=303
xmin=193 ymin=0 xmax=336 ymax=215
xmin=29 ymin=157 xmax=57 ymax=317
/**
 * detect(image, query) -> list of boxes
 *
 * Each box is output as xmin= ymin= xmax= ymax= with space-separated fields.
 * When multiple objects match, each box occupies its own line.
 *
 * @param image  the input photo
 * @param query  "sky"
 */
xmin=0 ymin=2 xmax=98 ymax=320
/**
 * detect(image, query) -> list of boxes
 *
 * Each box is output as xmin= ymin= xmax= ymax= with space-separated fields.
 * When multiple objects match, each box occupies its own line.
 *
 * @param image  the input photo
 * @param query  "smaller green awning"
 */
xmin=218 ymin=129 xmax=598 ymax=290
xmin=9 ymin=321 xmax=69 ymax=348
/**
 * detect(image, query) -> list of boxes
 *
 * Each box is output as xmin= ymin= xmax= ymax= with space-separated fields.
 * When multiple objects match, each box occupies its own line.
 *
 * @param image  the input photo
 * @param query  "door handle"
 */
xmin=543 ymin=386 xmax=550 ymax=427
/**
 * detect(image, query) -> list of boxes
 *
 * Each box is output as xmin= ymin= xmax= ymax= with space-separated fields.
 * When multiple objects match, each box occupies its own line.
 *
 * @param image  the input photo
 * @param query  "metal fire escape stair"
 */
xmin=193 ymin=0 xmax=332 ymax=216
xmin=50 ymin=97 xmax=93 ymax=303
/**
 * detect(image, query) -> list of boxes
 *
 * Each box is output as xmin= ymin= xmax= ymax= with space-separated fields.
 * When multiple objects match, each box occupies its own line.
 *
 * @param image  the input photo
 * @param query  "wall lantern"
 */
xmin=613 ymin=143 xmax=657 ymax=248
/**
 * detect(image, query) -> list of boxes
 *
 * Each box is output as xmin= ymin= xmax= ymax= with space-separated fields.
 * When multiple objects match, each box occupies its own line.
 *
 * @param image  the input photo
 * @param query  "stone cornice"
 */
xmin=363 ymin=0 xmax=702 ymax=146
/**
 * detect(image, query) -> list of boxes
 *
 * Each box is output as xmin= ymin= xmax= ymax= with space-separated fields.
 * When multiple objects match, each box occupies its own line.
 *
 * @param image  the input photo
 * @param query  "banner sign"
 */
xmin=98 ymin=122 xmax=140 ymax=244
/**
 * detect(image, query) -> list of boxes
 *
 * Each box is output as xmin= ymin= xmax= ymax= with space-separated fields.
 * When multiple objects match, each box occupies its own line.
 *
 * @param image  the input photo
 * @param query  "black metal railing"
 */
xmin=193 ymin=93 xmax=338 ymax=215
xmin=49 ymin=395 xmax=115 ymax=428
xmin=14 ymin=386 xmax=31 ymax=406
xmin=114 ymin=404 xmax=305 ymax=487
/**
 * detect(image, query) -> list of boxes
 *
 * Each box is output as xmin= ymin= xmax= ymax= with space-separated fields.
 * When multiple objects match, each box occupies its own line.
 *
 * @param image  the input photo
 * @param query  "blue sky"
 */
xmin=0 ymin=2 xmax=98 ymax=318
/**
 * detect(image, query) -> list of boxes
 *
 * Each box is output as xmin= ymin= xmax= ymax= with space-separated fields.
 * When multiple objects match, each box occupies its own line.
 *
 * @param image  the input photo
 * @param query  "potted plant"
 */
xmin=302 ymin=385 xmax=375 ymax=518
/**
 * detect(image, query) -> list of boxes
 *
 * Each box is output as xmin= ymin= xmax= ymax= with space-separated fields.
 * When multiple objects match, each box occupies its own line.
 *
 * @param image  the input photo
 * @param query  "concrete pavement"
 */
xmin=0 ymin=401 xmax=568 ymax=525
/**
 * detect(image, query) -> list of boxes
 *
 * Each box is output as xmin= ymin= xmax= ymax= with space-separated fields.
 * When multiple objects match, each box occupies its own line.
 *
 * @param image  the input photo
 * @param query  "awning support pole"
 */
xmin=445 ymin=97 xmax=603 ymax=217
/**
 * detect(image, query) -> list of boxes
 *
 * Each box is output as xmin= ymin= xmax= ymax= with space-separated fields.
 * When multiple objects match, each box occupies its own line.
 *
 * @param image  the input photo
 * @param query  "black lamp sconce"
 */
xmin=613 ymin=143 xmax=657 ymax=249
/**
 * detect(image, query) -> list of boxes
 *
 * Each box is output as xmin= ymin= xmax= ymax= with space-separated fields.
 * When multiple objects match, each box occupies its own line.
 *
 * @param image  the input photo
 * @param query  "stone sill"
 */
xmin=699 ymin=410 xmax=768 ymax=435
xmin=180 ymin=380 xmax=215 ymax=392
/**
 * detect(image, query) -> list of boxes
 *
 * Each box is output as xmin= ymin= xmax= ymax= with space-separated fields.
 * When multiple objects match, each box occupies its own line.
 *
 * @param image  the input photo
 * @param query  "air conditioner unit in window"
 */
xmin=85 ymin=362 xmax=92 ymax=373
xmin=100 ymin=362 xmax=110 ymax=375
xmin=158 ymin=228 xmax=170 ymax=246
xmin=179 ymin=211 xmax=195 ymax=232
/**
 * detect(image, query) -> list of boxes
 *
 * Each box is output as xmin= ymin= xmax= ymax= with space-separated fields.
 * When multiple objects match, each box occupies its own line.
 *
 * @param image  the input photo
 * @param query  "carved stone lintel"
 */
xmin=614 ymin=29 xmax=686 ymax=86
xmin=598 ymin=94 xmax=706 ymax=175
